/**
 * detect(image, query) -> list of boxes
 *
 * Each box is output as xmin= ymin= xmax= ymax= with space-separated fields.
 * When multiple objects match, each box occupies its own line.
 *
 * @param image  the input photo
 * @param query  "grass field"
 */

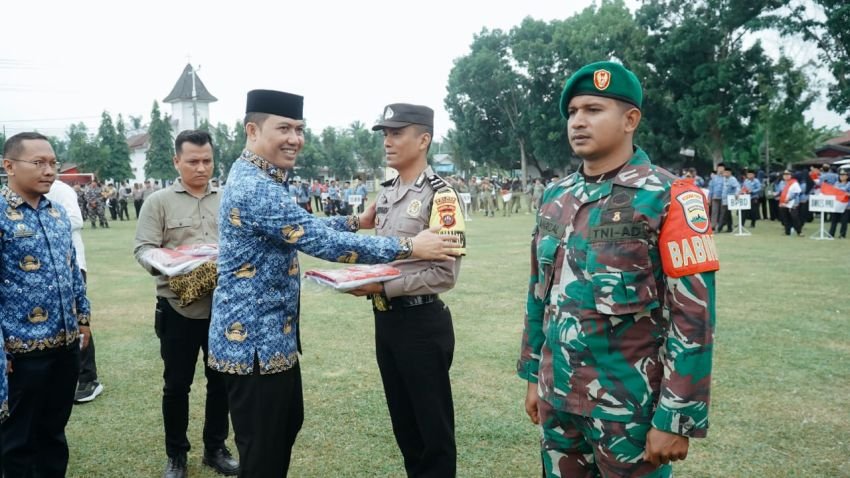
xmin=64 ymin=210 xmax=850 ymax=477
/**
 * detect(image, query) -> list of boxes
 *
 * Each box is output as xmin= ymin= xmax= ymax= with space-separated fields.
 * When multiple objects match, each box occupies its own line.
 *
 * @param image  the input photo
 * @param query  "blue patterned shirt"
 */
xmin=208 ymin=151 xmax=411 ymax=375
xmin=0 ymin=187 xmax=90 ymax=357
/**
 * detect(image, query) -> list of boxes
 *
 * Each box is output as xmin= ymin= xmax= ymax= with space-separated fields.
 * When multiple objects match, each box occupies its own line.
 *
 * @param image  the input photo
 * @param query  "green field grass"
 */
xmin=64 ymin=212 xmax=850 ymax=477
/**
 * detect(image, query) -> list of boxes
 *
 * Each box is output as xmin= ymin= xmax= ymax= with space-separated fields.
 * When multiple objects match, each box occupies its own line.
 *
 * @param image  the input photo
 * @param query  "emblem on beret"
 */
xmin=676 ymin=190 xmax=710 ymax=233
xmin=225 ymin=322 xmax=247 ymax=342
xmin=593 ymin=69 xmax=611 ymax=91
xmin=385 ymin=106 xmax=395 ymax=119
xmin=407 ymin=200 xmax=422 ymax=217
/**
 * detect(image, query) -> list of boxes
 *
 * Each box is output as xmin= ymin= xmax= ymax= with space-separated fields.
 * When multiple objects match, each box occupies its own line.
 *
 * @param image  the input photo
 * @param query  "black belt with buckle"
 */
xmin=370 ymin=294 xmax=439 ymax=311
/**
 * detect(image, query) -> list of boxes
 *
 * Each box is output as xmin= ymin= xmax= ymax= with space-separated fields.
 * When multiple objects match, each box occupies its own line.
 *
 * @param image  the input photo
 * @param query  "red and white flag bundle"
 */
xmin=142 ymin=244 xmax=219 ymax=276
xmin=304 ymin=264 xmax=401 ymax=291
xmin=820 ymin=183 xmax=849 ymax=212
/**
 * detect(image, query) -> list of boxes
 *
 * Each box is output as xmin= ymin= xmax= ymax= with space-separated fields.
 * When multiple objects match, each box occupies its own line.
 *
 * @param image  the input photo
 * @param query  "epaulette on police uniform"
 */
xmin=426 ymin=174 xmax=449 ymax=191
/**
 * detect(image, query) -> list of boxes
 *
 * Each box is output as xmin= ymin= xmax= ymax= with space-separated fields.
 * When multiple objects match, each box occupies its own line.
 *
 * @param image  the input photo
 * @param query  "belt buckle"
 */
xmin=371 ymin=294 xmax=390 ymax=312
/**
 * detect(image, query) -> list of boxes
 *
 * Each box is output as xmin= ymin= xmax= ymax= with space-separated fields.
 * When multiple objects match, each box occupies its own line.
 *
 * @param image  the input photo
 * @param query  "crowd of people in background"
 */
xmin=697 ymin=162 xmax=850 ymax=238
xmin=56 ymin=160 xmax=850 ymax=241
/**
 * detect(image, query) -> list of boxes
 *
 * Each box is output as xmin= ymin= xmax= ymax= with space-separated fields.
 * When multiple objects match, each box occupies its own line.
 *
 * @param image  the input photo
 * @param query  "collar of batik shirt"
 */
xmin=1 ymin=186 xmax=52 ymax=210
xmin=240 ymin=149 xmax=288 ymax=185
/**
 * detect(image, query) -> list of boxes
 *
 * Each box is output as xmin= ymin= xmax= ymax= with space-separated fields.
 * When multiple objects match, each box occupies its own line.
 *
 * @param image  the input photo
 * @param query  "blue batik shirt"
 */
xmin=708 ymin=175 xmax=723 ymax=200
xmin=743 ymin=178 xmax=762 ymax=197
xmin=0 ymin=187 xmax=90 ymax=357
xmin=209 ymin=150 xmax=412 ymax=375
xmin=0 ymin=328 xmax=6 ymax=423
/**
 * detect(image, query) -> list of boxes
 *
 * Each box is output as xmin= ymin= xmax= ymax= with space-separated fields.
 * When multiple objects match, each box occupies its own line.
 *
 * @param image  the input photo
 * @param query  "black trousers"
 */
xmin=769 ymin=198 xmax=780 ymax=221
xmin=134 ymin=199 xmax=143 ymax=219
xmin=118 ymin=199 xmax=129 ymax=220
xmin=829 ymin=209 xmax=850 ymax=238
xmin=779 ymin=206 xmax=803 ymax=235
xmin=2 ymin=344 xmax=80 ymax=478
xmin=156 ymin=298 xmax=229 ymax=457
xmin=374 ymin=300 xmax=456 ymax=478
xmin=221 ymin=360 xmax=304 ymax=478
xmin=79 ymin=269 xmax=98 ymax=384
xmin=746 ymin=198 xmax=760 ymax=227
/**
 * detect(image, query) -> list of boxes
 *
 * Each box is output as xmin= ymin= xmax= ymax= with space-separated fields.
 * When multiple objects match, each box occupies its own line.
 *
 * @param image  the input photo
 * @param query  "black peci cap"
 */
xmin=372 ymin=103 xmax=433 ymax=131
xmin=246 ymin=89 xmax=303 ymax=120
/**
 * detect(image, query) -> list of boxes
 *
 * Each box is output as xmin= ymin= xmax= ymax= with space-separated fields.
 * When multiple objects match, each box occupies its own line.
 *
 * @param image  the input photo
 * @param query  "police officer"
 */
xmin=518 ymin=62 xmax=718 ymax=477
xmin=347 ymin=104 xmax=465 ymax=477
xmin=207 ymin=90 xmax=461 ymax=478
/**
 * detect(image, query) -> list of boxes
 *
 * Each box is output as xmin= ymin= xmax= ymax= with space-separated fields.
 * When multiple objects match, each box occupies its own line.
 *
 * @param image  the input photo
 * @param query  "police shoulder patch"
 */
xmin=659 ymin=180 xmax=720 ymax=278
xmin=429 ymin=188 xmax=466 ymax=255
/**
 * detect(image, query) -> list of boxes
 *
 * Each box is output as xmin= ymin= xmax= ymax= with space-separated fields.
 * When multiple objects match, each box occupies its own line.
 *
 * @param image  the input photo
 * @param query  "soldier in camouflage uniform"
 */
xmin=84 ymin=180 xmax=108 ymax=228
xmin=517 ymin=61 xmax=719 ymax=478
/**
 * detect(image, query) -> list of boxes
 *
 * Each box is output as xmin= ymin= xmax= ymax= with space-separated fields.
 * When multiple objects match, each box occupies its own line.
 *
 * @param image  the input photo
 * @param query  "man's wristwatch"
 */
xmin=396 ymin=237 xmax=413 ymax=260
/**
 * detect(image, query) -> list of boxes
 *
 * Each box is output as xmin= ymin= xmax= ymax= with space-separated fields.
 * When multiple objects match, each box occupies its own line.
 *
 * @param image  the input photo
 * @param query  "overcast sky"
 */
xmin=1 ymin=0 xmax=847 ymax=142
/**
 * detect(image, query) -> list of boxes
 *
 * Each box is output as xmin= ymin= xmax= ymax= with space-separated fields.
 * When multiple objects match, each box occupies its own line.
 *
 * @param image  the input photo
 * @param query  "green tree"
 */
xmin=96 ymin=111 xmax=133 ymax=182
xmin=636 ymin=0 xmax=785 ymax=168
xmin=145 ymin=101 xmax=175 ymax=182
xmin=349 ymin=121 xmax=384 ymax=179
xmin=66 ymin=123 xmax=103 ymax=177
xmin=771 ymin=1 xmax=850 ymax=121
xmin=320 ymin=127 xmax=357 ymax=179
xmin=295 ymin=127 xmax=325 ymax=180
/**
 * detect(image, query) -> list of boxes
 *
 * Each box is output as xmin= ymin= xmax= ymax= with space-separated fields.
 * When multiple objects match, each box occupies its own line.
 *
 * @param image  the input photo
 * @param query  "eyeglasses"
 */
xmin=5 ymin=157 xmax=61 ymax=170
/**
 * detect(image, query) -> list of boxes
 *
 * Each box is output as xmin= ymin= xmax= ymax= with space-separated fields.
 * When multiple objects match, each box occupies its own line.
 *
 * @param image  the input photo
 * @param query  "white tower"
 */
xmin=162 ymin=63 xmax=217 ymax=132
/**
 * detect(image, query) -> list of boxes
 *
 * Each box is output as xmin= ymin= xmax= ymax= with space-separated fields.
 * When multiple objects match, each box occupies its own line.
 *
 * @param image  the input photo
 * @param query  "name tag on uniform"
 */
xmin=13 ymin=224 xmax=35 ymax=238
xmin=376 ymin=206 xmax=390 ymax=215
xmin=538 ymin=218 xmax=566 ymax=239
xmin=588 ymin=223 xmax=646 ymax=242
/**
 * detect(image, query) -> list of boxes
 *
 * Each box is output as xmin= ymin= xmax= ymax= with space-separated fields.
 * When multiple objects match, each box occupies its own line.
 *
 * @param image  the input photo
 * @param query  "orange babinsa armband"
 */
xmin=659 ymin=180 xmax=720 ymax=278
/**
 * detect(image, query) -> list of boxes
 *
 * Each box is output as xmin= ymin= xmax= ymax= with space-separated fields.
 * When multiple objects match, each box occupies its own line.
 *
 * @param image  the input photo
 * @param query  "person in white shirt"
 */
xmin=46 ymin=180 xmax=104 ymax=402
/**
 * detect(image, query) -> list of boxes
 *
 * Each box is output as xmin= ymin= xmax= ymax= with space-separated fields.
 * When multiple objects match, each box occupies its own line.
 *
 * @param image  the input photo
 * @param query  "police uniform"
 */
xmin=0 ymin=186 xmax=90 ymax=476
xmin=370 ymin=104 xmax=466 ymax=477
xmin=208 ymin=90 xmax=416 ymax=478
xmin=517 ymin=62 xmax=719 ymax=478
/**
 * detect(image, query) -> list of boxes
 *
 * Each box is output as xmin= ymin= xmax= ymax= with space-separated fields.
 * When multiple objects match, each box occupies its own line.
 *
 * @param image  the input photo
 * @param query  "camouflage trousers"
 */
xmin=539 ymin=399 xmax=671 ymax=478
xmin=88 ymin=205 xmax=108 ymax=228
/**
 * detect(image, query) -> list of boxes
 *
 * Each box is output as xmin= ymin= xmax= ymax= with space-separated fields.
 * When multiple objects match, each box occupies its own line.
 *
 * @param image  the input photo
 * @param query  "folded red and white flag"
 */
xmin=304 ymin=264 xmax=401 ymax=291
xmin=142 ymin=244 xmax=218 ymax=276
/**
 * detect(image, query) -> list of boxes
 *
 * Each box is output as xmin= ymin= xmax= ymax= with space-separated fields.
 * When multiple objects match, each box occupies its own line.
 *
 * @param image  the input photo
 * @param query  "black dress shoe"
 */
xmin=163 ymin=454 xmax=187 ymax=478
xmin=203 ymin=447 xmax=239 ymax=476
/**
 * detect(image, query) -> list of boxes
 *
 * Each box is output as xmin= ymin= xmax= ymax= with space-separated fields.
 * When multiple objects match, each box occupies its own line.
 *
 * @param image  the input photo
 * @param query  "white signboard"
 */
xmin=459 ymin=193 xmax=472 ymax=205
xmin=501 ymin=193 xmax=512 ymax=203
xmin=808 ymin=194 xmax=836 ymax=213
xmin=348 ymin=194 xmax=363 ymax=206
xmin=727 ymin=195 xmax=751 ymax=210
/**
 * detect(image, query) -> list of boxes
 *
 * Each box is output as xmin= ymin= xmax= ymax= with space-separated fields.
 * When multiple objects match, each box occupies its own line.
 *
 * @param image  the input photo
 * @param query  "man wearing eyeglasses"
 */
xmin=0 ymin=132 xmax=92 ymax=477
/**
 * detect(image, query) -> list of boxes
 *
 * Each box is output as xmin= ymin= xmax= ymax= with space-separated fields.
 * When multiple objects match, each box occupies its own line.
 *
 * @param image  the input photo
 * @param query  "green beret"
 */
xmin=559 ymin=61 xmax=642 ymax=118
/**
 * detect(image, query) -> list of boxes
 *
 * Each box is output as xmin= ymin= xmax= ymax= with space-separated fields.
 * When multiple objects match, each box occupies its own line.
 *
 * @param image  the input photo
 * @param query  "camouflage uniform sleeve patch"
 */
xmin=659 ymin=180 xmax=720 ymax=278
